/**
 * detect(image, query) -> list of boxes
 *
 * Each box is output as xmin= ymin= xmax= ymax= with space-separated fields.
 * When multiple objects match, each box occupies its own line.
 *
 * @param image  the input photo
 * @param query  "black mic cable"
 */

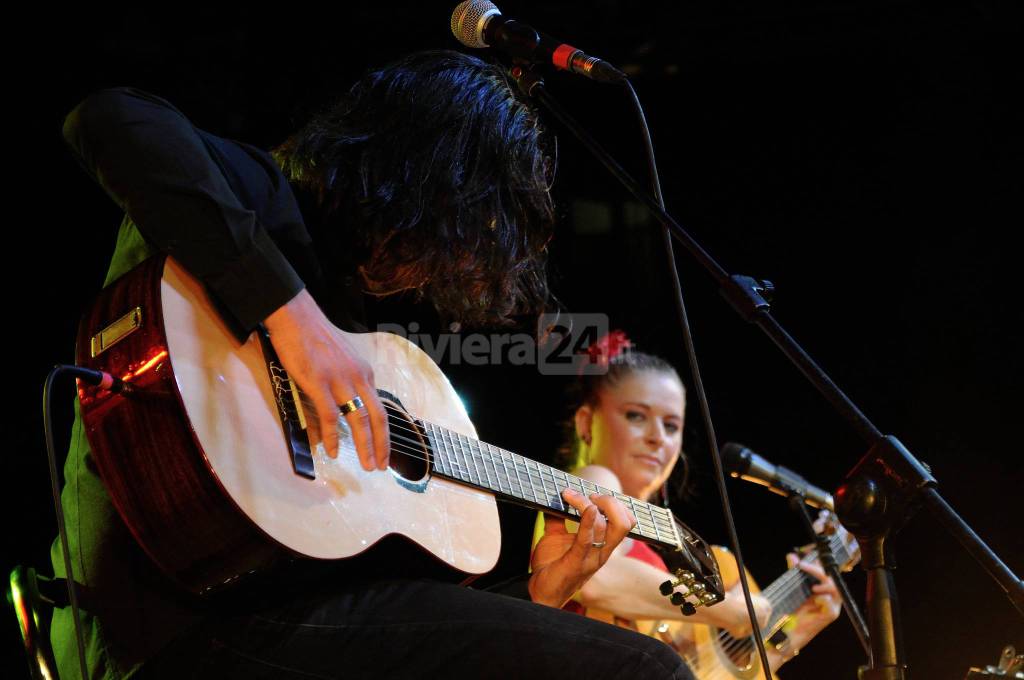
xmin=622 ymin=81 xmax=775 ymax=680
xmin=43 ymin=364 xmax=132 ymax=680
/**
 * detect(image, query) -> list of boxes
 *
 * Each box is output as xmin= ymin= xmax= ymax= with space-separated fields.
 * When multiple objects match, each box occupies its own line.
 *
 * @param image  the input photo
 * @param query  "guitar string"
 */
xmin=377 ymin=421 xmax=672 ymax=545
xmin=712 ymin=533 xmax=848 ymax=662
xmin=285 ymin=392 xmax=835 ymax=644
xmin=698 ymin=537 xmax=841 ymax=665
xmin=281 ymin=396 xmax=675 ymax=548
xmin=300 ymin=390 xmax=849 ymax=668
xmin=281 ymin=393 xmax=848 ymax=662
xmin=714 ymin=540 xmax=835 ymax=661
xmin=280 ymin=391 xmax=698 ymax=581
xmin=284 ymin=393 xmax=677 ymax=536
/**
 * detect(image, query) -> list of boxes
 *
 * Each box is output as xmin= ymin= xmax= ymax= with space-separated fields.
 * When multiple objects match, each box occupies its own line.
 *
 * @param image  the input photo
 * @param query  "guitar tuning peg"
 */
xmin=679 ymin=601 xmax=697 ymax=616
xmin=669 ymin=592 xmax=687 ymax=606
xmin=659 ymin=570 xmax=695 ymax=598
xmin=701 ymin=592 xmax=721 ymax=605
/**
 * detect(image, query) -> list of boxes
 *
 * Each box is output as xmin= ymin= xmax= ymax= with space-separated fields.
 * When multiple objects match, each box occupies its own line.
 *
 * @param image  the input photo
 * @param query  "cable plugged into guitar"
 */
xmin=62 ymin=365 xmax=134 ymax=395
xmin=660 ymin=568 xmax=721 ymax=616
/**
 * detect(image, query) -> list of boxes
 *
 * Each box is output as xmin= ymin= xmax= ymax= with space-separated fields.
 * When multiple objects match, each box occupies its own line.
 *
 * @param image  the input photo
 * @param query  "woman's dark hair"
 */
xmin=275 ymin=50 xmax=555 ymax=327
xmin=557 ymin=349 xmax=691 ymax=505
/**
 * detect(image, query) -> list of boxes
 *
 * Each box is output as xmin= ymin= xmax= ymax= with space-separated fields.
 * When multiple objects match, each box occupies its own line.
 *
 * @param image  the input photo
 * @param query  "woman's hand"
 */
xmin=529 ymin=490 xmax=637 ymax=608
xmin=264 ymin=289 xmax=389 ymax=471
xmin=783 ymin=553 xmax=843 ymax=651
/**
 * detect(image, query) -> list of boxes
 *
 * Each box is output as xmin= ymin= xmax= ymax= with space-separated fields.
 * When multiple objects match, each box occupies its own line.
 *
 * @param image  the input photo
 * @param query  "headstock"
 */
xmin=653 ymin=514 xmax=725 ymax=616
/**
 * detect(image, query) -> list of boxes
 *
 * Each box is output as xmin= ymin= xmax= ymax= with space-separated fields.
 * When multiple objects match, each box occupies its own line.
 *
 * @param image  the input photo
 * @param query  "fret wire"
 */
xmin=505 ymin=450 xmax=527 ymax=502
xmin=537 ymin=464 xmax=561 ymax=511
xmin=637 ymin=501 xmax=663 ymax=543
xmin=633 ymin=515 xmax=657 ymax=530
xmin=438 ymin=429 xmax=460 ymax=481
xmin=438 ymin=426 xmax=456 ymax=478
xmin=481 ymin=441 xmax=499 ymax=492
xmin=552 ymin=470 xmax=569 ymax=513
xmin=524 ymin=458 xmax=551 ymax=506
xmin=457 ymin=432 xmax=482 ymax=487
xmin=626 ymin=497 xmax=645 ymax=528
xmin=423 ymin=424 xmax=438 ymax=473
xmin=651 ymin=516 xmax=675 ymax=532
xmin=470 ymin=437 xmax=495 ymax=492
xmin=483 ymin=442 xmax=510 ymax=496
xmin=511 ymin=454 xmax=538 ymax=505
xmin=489 ymin=445 xmax=511 ymax=496
xmin=458 ymin=431 xmax=477 ymax=484
xmin=464 ymin=433 xmax=486 ymax=488
xmin=523 ymin=459 xmax=546 ymax=507
xmin=452 ymin=431 xmax=474 ymax=485
xmin=513 ymin=453 xmax=534 ymax=503
xmin=519 ymin=456 xmax=546 ymax=506
xmin=477 ymin=439 xmax=498 ymax=493
xmin=425 ymin=424 xmax=445 ymax=476
xmin=497 ymin=449 xmax=518 ymax=500
xmin=435 ymin=427 xmax=459 ymax=480
xmin=534 ymin=460 xmax=557 ymax=507
xmin=568 ymin=476 xmax=587 ymax=504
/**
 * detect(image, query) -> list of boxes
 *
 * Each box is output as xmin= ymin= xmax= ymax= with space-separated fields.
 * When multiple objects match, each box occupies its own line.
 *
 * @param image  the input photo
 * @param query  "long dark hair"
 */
xmin=275 ymin=50 xmax=555 ymax=327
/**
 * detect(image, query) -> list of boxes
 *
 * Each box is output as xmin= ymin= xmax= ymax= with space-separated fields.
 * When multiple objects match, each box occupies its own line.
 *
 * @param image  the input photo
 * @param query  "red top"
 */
xmin=564 ymin=539 xmax=668 ymax=618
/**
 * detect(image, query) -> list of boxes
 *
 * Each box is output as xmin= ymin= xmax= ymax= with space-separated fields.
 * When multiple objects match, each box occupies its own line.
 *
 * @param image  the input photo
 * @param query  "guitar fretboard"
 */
xmin=761 ymin=532 xmax=854 ymax=629
xmin=423 ymin=421 xmax=679 ymax=549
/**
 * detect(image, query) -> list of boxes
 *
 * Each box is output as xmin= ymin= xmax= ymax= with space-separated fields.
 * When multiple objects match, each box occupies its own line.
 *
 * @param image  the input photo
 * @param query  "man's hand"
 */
xmin=263 ymin=289 xmax=389 ymax=471
xmin=528 ymin=489 xmax=637 ymax=608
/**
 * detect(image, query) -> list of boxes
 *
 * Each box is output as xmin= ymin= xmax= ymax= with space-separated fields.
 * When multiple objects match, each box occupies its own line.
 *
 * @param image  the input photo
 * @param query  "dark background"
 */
xmin=6 ymin=3 xmax=1022 ymax=678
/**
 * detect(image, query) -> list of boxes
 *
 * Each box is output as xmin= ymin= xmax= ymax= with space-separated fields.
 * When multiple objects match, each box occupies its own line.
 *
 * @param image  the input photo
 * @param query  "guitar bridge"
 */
xmin=258 ymin=330 xmax=315 ymax=480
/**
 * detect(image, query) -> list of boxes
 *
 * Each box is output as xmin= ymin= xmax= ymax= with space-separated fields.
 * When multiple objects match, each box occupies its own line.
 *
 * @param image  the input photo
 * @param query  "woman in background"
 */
xmin=545 ymin=335 xmax=843 ymax=673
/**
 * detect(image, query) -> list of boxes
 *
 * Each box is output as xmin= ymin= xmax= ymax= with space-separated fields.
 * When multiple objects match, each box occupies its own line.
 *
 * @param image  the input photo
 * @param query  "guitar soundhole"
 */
xmin=719 ymin=630 xmax=756 ymax=672
xmin=384 ymin=402 xmax=429 ymax=484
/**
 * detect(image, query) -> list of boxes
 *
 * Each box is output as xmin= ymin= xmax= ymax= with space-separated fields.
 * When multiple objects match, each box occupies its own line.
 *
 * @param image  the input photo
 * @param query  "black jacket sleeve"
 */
xmin=63 ymin=87 xmax=307 ymax=336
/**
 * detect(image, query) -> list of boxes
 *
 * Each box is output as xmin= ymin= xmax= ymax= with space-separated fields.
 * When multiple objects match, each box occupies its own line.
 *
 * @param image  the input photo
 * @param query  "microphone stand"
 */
xmin=509 ymin=67 xmax=1024 ymax=679
xmin=786 ymin=492 xmax=871 ymax=657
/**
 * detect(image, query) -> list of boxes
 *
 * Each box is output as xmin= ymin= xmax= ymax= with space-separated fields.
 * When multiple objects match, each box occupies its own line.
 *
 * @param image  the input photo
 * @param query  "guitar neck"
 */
xmin=422 ymin=421 xmax=680 ymax=551
xmin=761 ymin=532 xmax=852 ymax=629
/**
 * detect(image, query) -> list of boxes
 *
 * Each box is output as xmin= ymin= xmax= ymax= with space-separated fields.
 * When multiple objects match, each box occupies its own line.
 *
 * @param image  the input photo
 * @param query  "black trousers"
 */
xmin=139 ymin=577 xmax=694 ymax=679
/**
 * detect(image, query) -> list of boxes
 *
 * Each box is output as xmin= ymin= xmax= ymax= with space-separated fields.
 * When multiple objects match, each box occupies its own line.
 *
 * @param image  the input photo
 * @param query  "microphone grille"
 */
xmin=451 ymin=0 xmax=500 ymax=49
xmin=720 ymin=442 xmax=748 ymax=474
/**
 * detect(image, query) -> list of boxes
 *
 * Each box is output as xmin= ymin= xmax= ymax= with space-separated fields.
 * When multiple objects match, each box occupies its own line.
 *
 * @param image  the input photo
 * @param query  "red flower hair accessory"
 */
xmin=585 ymin=330 xmax=632 ymax=366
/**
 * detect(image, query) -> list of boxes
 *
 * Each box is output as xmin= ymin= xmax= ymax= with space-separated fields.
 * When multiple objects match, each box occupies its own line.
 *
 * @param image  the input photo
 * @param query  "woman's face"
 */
xmin=580 ymin=370 xmax=685 ymax=501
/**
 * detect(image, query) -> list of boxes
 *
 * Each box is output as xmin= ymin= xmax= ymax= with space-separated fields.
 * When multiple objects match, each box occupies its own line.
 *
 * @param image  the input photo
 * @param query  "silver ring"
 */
xmin=339 ymin=396 xmax=365 ymax=416
xmin=591 ymin=541 xmax=607 ymax=548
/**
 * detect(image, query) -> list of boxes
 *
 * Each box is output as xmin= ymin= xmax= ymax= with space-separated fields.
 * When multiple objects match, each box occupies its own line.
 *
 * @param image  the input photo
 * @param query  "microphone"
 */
xmin=450 ymin=1 xmax=627 ymax=83
xmin=721 ymin=442 xmax=834 ymax=511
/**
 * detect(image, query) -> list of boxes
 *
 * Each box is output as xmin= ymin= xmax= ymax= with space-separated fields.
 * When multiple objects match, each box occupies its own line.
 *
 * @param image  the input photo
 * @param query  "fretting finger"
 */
xmin=588 ymin=493 xmax=636 ymax=558
xmin=561 ymin=489 xmax=599 ymax=560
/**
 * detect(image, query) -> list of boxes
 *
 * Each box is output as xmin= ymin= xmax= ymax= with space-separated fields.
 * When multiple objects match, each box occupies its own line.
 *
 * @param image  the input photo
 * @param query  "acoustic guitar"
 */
xmin=640 ymin=518 xmax=860 ymax=679
xmin=76 ymin=255 xmax=724 ymax=606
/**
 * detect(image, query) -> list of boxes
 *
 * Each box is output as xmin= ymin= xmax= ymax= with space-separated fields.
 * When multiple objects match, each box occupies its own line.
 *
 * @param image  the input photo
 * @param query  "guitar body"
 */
xmin=589 ymin=546 xmax=779 ymax=679
xmin=641 ymin=525 xmax=857 ymax=678
xmin=77 ymin=255 xmax=500 ymax=594
xmin=683 ymin=547 xmax=779 ymax=679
